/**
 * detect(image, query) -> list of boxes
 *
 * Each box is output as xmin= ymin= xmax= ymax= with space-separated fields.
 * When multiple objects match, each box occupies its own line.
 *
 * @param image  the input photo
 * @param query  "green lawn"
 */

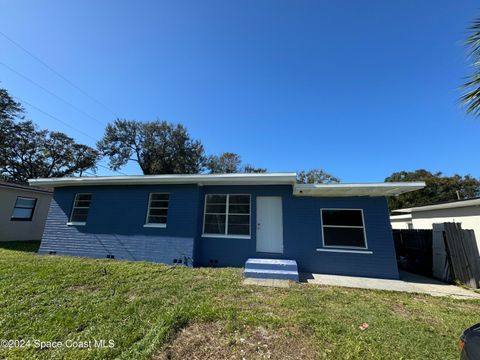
xmin=0 ymin=242 xmax=477 ymax=359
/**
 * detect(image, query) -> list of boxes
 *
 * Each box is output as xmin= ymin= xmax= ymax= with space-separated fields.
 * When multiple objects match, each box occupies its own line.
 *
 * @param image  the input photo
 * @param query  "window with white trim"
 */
xmin=321 ymin=209 xmax=367 ymax=249
xmin=69 ymin=193 xmax=92 ymax=224
xmin=203 ymin=194 xmax=250 ymax=237
xmin=146 ymin=193 xmax=169 ymax=225
xmin=11 ymin=196 xmax=37 ymax=221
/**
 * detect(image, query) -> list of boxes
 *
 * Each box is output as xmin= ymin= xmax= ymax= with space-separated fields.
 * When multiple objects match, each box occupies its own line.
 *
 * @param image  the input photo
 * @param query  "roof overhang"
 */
xmin=390 ymin=214 xmax=413 ymax=221
xmin=293 ymin=182 xmax=426 ymax=197
xmin=28 ymin=173 xmax=298 ymax=188
xmin=0 ymin=181 xmax=53 ymax=194
xmin=393 ymin=197 xmax=480 ymax=213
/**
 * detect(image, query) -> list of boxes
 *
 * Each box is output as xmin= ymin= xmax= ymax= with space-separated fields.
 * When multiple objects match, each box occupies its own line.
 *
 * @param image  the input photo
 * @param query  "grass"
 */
xmin=0 ymin=242 xmax=477 ymax=359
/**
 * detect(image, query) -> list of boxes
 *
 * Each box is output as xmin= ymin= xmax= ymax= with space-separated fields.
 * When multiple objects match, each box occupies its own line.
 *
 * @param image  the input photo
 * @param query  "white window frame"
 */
xmin=11 ymin=196 xmax=37 ymax=221
xmin=144 ymin=192 xmax=169 ymax=228
xmin=319 ymin=208 xmax=369 ymax=251
xmin=202 ymin=194 xmax=251 ymax=239
xmin=67 ymin=193 xmax=92 ymax=226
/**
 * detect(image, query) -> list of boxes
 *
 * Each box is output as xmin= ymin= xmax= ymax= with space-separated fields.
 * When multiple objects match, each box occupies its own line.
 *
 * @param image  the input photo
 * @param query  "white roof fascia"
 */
xmin=28 ymin=173 xmax=298 ymax=188
xmin=390 ymin=214 xmax=413 ymax=220
xmin=394 ymin=198 xmax=480 ymax=213
xmin=293 ymin=182 xmax=425 ymax=197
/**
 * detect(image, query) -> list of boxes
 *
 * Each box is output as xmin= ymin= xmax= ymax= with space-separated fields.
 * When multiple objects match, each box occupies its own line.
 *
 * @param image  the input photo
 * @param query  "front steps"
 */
xmin=244 ymin=258 xmax=299 ymax=282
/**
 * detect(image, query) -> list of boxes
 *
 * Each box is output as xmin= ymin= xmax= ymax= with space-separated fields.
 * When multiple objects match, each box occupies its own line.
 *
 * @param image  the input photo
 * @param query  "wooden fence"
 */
xmin=442 ymin=223 xmax=480 ymax=288
xmin=395 ymin=224 xmax=480 ymax=288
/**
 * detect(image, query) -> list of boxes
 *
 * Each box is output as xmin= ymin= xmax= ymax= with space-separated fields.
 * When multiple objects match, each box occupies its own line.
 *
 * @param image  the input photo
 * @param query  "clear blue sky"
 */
xmin=1 ymin=1 xmax=479 ymax=181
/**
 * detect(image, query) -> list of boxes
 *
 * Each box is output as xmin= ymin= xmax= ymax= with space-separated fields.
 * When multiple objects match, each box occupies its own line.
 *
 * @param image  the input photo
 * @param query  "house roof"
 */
xmin=28 ymin=174 xmax=425 ymax=197
xmin=393 ymin=197 xmax=480 ymax=213
xmin=293 ymin=182 xmax=426 ymax=197
xmin=28 ymin=173 xmax=298 ymax=187
xmin=390 ymin=213 xmax=413 ymax=221
xmin=0 ymin=181 xmax=53 ymax=194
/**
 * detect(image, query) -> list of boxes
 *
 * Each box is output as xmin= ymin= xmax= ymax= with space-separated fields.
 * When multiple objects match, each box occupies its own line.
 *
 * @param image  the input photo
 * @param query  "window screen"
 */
xmin=146 ymin=193 xmax=169 ymax=224
xmin=321 ymin=209 xmax=366 ymax=248
xmin=203 ymin=194 xmax=250 ymax=236
xmin=11 ymin=197 xmax=37 ymax=221
xmin=70 ymin=193 xmax=92 ymax=223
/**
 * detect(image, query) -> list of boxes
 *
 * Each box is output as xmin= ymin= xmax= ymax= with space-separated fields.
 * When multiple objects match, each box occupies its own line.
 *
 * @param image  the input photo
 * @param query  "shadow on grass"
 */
xmin=0 ymin=240 xmax=41 ymax=253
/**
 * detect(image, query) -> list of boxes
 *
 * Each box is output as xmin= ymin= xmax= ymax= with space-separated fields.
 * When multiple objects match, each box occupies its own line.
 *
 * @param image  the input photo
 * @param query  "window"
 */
xmin=11 ymin=197 xmax=37 ymax=221
xmin=69 ymin=193 xmax=92 ymax=225
xmin=203 ymin=194 xmax=250 ymax=237
xmin=145 ymin=193 xmax=169 ymax=227
xmin=321 ymin=209 xmax=367 ymax=249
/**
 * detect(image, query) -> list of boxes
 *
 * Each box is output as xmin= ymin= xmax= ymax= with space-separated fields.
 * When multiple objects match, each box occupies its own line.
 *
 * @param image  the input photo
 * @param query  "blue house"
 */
xmin=29 ymin=173 xmax=424 ymax=280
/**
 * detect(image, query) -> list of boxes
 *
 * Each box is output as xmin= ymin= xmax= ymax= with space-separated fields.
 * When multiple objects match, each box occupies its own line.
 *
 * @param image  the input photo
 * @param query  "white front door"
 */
xmin=256 ymin=196 xmax=283 ymax=253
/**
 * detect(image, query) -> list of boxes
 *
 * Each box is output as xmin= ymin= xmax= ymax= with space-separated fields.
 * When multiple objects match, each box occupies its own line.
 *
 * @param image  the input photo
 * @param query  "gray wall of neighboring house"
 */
xmin=0 ymin=184 xmax=52 ymax=241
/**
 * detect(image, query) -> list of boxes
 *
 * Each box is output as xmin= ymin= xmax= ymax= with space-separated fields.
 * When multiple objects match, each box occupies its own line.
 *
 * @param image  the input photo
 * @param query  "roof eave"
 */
xmin=390 ymin=214 xmax=413 ymax=220
xmin=293 ymin=182 xmax=426 ymax=197
xmin=395 ymin=198 xmax=480 ymax=213
xmin=0 ymin=182 xmax=53 ymax=194
xmin=28 ymin=173 xmax=298 ymax=188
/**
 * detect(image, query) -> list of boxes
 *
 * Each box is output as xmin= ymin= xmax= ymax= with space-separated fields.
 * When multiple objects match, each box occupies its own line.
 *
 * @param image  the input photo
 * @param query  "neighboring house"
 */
xmin=0 ymin=182 xmax=52 ymax=241
xmin=29 ymin=173 xmax=424 ymax=279
xmin=390 ymin=197 xmax=480 ymax=250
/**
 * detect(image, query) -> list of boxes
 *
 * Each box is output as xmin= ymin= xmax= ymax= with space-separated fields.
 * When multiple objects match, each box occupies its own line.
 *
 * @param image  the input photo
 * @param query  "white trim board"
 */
xmin=294 ymin=182 xmax=425 ymax=197
xmin=29 ymin=173 xmax=297 ymax=187
xmin=316 ymin=248 xmax=373 ymax=254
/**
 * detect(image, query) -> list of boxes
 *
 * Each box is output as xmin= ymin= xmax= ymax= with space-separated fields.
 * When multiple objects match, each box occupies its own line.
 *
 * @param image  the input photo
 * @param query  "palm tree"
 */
xmin=461 ymin=17 xmax=480 ymax=116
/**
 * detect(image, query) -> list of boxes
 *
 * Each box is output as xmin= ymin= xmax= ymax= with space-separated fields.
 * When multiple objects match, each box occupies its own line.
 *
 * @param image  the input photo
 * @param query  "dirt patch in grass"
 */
xmin=127 ymin=292 xmax=138 ymax=302
xmin=448 ymin=301 xmax=480 ymax=312
xmin=390 ymin=302 xmax=411 ymax=319
xmin=66 ymin=284 xmax=99 ymax=292
xmin=155 ymin=322 xmax=317 ymax=360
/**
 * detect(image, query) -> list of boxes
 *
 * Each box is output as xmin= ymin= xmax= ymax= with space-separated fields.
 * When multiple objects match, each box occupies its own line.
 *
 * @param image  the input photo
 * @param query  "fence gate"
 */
xmin=392 ymin=229 xmax=433 ymax=277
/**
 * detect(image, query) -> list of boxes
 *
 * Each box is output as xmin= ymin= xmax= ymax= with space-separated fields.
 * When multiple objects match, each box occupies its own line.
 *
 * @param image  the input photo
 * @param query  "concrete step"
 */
xmin=245 ymin=258 xmax=298 ymax=272
xmin=244 ymin=268 xmax=299 ymax=282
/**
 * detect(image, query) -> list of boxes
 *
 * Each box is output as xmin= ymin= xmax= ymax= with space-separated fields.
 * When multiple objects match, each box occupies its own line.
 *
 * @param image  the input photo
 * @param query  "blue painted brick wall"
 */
xmin=40 ymin=185 xmax=198 ymax=265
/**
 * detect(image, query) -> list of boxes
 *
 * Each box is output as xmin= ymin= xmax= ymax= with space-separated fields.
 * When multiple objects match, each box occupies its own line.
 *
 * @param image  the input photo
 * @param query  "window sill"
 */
xmin=202 ymin=234 xmax=251 ymax=240
xmin=316 ymin=248 xmax=372 ymax=255
xmin=67 ymin=222 xmax=86 ymax=226
xmin=11 ymin=218 xmax=33 ymax=222
xmin=144 ymin=223 xmax=167 ymax=228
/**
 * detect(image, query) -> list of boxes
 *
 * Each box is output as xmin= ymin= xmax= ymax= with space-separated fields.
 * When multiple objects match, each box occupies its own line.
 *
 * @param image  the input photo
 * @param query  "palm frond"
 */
xmin=460 ymin=87 xmax=480 ymax=116
xmin=460 ymin=16 xmax=480 ymax=116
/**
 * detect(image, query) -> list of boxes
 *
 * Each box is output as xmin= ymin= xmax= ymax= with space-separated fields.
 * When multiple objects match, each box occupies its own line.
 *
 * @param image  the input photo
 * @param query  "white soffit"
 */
xmin=28 ymin=173 xmax=298 ymax=188
xmin=293 ymin=182 xmax=426 ymax=197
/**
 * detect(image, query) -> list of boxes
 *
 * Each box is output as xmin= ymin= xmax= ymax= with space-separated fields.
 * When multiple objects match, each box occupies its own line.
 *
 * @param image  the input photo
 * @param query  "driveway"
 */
xmin=303 ymin=271 xmax=480 ymax=299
